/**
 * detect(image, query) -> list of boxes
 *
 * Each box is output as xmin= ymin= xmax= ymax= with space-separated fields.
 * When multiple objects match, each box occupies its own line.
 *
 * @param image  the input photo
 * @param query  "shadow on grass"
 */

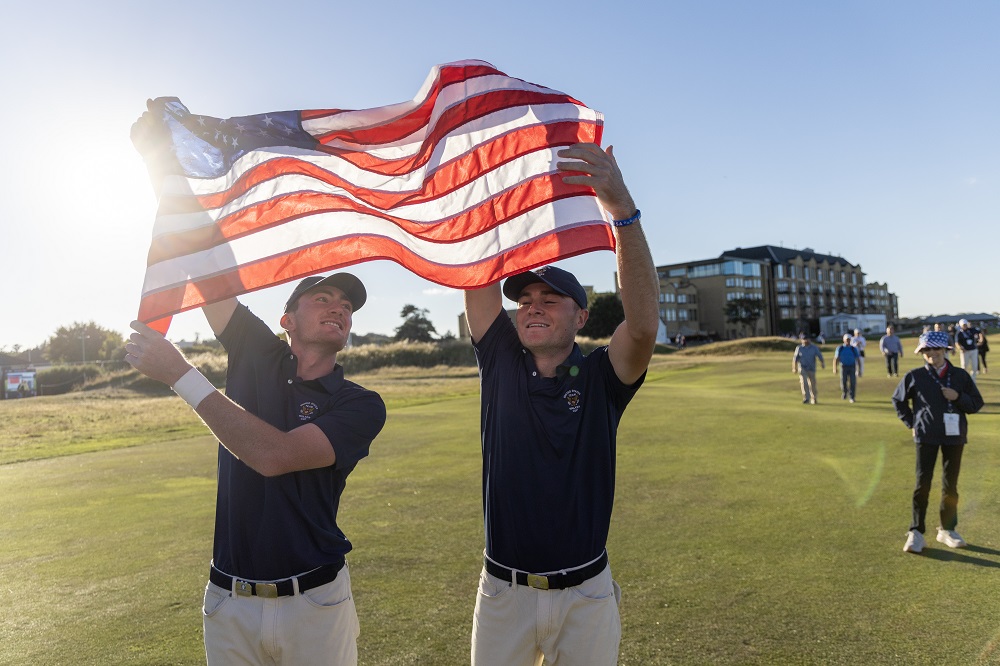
xmin=917 ymin=544 xmax=1000 ymax=568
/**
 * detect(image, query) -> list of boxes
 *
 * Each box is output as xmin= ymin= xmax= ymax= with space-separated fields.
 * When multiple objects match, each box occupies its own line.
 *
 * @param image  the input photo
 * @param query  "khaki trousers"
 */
xmin=471 ymin=564 xmax=621 ymax=666
xmin=203 ymin=563 xmax=359 ymax=665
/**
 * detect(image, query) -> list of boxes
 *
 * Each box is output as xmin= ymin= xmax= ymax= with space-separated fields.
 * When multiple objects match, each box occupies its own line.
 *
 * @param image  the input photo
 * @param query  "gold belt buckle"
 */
xmin=526 ymin=574 xmax=549 ymax=590
xmin=235 ymin=580 xmax=254 ymax=597
xmin=255 ymin=583 xmax=279 ymax=598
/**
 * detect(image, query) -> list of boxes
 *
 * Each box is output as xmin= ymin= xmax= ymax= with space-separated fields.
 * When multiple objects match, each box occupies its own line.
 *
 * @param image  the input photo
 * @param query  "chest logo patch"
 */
xmin=298 ymin=401 xmax=319 ymax=421
xmin=563 ymin=389 xmax=582 ymax=413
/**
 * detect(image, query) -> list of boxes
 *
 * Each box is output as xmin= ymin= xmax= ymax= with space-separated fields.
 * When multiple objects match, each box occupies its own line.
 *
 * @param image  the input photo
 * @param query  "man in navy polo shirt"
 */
xmin=126 ymin=272 xmax=385 ymax=665
xmin=464 ymin=142 xmax=660 ymax=665
xmin=955 ymin=318 xmax=981 ymax=381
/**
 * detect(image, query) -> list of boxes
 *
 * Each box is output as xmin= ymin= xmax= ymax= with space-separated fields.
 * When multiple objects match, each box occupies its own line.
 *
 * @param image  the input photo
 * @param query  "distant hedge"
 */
xmin=38 ymin=337 xmax=645 ymax=395
xmin=339 ymin=340 xmax=475 ymax=373
xmin=37 ymin=364 xmax=105 ymax=395
xmin=337 ymin=336 xmax=617 ymax=372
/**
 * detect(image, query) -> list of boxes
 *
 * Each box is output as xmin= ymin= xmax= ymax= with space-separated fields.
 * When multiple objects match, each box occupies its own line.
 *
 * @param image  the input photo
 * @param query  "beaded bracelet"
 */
xmin=611 ymin=209 xmax=641 ymax=227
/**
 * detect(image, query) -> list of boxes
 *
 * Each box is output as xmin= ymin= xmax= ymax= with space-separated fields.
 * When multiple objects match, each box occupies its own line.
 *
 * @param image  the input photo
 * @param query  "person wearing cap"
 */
xmin=125 ymin=273 xmax=385 ymax=665
xmin=851 ymin=328 xmax=867 ymax=377
xmin=893 ymin=331 xmax=983 ymax=554
xmin=792 ymin=333 xmax=825 ymax=404
xmin=463 ymin=143 xmax=659 ymax=666
xmin=879 ymin=324 xmax=904 ymax=378
xmin=954 ymin=318 xmax=980 ymax=382
xmin=833 ymin=333 xmax=860 ymax=403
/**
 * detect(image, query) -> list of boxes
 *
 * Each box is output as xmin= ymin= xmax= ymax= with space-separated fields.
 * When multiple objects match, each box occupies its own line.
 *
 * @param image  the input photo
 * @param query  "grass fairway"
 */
xmin=1 ymin=352 xmax=999 ymax=664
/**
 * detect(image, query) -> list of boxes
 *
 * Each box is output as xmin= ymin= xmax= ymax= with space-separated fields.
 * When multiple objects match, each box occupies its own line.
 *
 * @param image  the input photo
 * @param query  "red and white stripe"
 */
xmin=139 ymin=60 xmax=613 ymax=333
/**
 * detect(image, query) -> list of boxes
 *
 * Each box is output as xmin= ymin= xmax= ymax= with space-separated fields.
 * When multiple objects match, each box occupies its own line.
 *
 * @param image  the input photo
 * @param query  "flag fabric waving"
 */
xmin=134 ymin=60 xmax=613 ymax=333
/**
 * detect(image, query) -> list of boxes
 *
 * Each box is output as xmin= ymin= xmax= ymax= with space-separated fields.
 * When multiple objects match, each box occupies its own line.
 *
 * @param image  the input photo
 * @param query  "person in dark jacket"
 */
xmin=893 ymin=331 xmax=983 ymax=554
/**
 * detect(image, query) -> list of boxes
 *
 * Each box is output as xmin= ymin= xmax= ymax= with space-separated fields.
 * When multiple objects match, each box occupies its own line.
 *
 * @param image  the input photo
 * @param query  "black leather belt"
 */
xmin=484 ymin=552 xmax=608 ymax=590
xmin=209 ymin=561 xmax=343 ymax=598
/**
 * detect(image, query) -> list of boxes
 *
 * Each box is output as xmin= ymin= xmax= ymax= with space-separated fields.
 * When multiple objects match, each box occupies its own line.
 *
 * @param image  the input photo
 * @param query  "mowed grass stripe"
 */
xmin=1 ymin=353 xmax=998 ymax=664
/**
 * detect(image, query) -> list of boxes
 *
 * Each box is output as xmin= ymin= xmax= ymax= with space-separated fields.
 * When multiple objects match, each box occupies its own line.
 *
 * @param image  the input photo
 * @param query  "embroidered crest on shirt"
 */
xmin=563 ymin=389 xmax=582 ymax=412
xmin=298 ymin=401 xmax=319 ymax=421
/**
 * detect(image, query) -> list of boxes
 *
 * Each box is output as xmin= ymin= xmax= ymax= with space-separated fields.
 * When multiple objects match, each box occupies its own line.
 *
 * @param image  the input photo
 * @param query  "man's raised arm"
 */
xmin=464 ymin=284 xmax=503 ymax=344
xmin=558 ymin=144 xmax=659 ymax=385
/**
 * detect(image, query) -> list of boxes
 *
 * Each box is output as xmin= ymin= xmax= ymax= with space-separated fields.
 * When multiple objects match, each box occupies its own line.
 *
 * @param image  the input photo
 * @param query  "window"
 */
xmin=803 ymin=267 xmax=810 ymax=280
xmin=689 ymin=263 xmax=722 ymax=278
xmin=789 ymin=265 xmax=797 ymax=279
xmin=841 ymin=270 xmax=846 ymax=283
xmin=678 ymin=310 xmax=689 ymax=321
xmin=775 ymin=265 xmax=785 ymax=279
xmin=818 ymin=270 xmax=824 ymax=282
xmin=851 ymin=273 xmax=858 ymax=285
xmin=669 ymin=268 xmax=686 ymax=277
xmin=829 ymin=269 xmax=835 ymax=282
xmin=677 ymin=294 xmax=688 ymax=304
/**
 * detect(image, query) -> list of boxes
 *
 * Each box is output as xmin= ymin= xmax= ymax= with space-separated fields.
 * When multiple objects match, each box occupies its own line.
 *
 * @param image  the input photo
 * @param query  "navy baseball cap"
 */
xmin=502 ymin=266 xmax=588 ymax=310
xmin=284 ymin=273 xmax=367 ymax=312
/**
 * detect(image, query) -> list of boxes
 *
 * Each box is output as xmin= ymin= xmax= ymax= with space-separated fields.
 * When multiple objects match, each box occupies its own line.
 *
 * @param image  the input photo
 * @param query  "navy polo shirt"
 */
xmin=214 ymin=304 xmax=386 ymax=580
xmin=956 ymin=327 xmax=979 ymax=352
xmin=474 ymin=310 xmax=644 ymax=574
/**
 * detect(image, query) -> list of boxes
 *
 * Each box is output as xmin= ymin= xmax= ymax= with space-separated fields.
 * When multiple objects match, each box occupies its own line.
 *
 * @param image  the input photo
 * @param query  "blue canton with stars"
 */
xmin=154 ymin=98 xmax=320 ymax=179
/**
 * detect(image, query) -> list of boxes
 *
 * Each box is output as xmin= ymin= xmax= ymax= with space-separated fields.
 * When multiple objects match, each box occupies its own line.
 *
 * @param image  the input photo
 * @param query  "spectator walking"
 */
xmin=978 ymin=328 xmax=989 ymax=374
xmin=851 ymin=328 xmax=867 ymax=377
xmin=955 ymin=319 xmax=980 ymax=382
xmin=879 ymin=325 xmax=903 ymax=377
xmin=834 ymin=334 xmax=860 ymax=403
xmin=894 ymin=331 xmax=983 ymax=554
xmin=792 ymin=334 xmax=825 ymax=404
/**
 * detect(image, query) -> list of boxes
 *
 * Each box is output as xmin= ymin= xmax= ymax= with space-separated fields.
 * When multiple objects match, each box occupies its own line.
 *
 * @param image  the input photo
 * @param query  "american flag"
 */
xmin=135 ymin=60 xmax=613 ymax=333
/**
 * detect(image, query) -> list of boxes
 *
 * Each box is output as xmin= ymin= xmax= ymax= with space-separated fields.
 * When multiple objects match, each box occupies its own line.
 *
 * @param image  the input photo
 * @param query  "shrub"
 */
xmin=339 ymin=340 xmax=476 ymax=373
xmin=37 ymin=364 xmax=104 ymax=395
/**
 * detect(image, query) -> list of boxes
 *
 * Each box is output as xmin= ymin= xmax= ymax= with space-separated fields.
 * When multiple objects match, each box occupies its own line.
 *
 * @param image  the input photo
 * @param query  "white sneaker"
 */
xmin=936 ymin=528 xmax=967 ymax=548
xmin=903 ymin=530 xmax=925 ymax=553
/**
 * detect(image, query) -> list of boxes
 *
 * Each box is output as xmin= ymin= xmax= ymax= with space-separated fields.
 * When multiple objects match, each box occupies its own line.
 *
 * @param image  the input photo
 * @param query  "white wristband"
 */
xmin=172 ymin=368 xmax=216 ymax=410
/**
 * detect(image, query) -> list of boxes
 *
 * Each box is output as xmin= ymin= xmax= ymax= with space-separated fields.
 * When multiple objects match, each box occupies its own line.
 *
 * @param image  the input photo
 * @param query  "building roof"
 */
xmin=922 ymin=313 xmax=998 ymax=324
xmin=722 ymin=245 xmax=856 ymax=268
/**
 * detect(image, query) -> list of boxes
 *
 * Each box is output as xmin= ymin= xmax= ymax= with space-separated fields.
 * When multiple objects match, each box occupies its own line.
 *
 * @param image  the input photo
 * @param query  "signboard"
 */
xmin=5 ymin=371 xmax=36 ymax=398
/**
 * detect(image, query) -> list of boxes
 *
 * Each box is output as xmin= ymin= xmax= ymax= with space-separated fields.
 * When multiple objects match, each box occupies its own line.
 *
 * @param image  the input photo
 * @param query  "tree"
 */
xmin=579 ymin=293 xmax=625 ymax=339
xmin=47 ymin=321 xmax=125 ymax=363
xmin=723 ymin=297 xmax=766 ymax=337
xmin=393 ymin=305 xmax=438 ymax=342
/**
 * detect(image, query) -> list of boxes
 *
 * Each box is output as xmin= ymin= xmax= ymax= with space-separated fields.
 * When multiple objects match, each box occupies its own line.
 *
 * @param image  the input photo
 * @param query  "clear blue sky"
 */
xmin=2 ymin=1 xmax=997 ymax=349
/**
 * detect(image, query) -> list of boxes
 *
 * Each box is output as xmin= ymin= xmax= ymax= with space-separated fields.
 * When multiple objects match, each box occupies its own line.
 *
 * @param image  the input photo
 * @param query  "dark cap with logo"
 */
xmin=502 ymin=266 xmax=588 ymax=310
xmin=284 ymin=273 xmax=367 ymax=312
